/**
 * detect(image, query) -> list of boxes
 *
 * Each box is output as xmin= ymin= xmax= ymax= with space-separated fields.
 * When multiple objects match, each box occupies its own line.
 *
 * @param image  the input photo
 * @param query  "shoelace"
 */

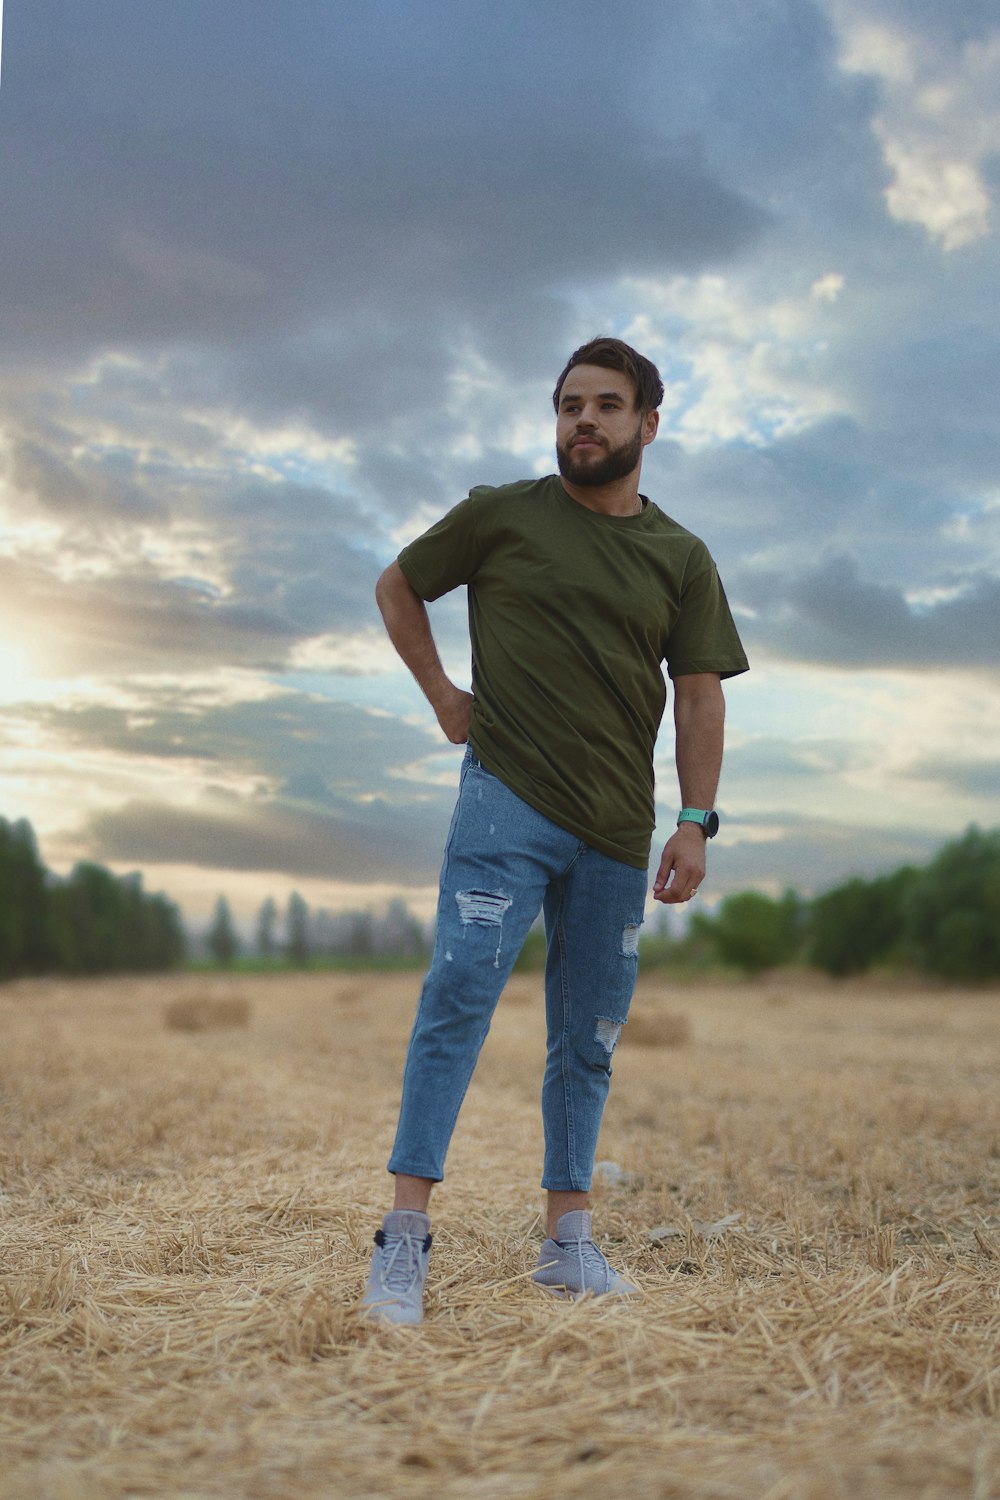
xmin=561 ymin=1235 xmax=614 ymax=1292
xmin=376 ymin=1229 xmax=429 ymax=1293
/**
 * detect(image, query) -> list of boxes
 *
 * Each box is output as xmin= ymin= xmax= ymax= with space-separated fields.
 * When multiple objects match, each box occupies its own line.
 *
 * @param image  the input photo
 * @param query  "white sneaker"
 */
xmin=532 ymin=1210 xmax=637 ymax=1299
xmin=359 ymin=1210 xmax=432 ymax=1325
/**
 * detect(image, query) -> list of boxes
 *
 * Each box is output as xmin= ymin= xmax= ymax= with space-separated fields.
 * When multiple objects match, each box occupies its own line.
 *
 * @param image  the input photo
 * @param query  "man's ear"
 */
xmin=642 ymin=408 xmax=659 ymax=447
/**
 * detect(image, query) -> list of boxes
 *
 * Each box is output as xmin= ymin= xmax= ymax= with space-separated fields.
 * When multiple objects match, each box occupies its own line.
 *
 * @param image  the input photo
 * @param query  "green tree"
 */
xmin=47 ymin=863 xmax=184 ymax=974
xmin=255 ymin=896 xmax=278 ymax=959
xmin=0 ymin=817 xmax=52 ymax=977
xmin=693 ymin=889 xmax=802 ymax=975
xmin=382 ymin=898 xmax=426 ymax=959
xmin=136 ymin=889 xmax=186 ymax=970
xmin=50 ymin=863 xmax=130 ymax=973
xmin=286 ymin=891 xmax=310 ymax=967
xmin=903 ymin=826 xmax=1000 ymax=981
xmin=807 ymin=866 xmax=917 ymax=977
xmin=115 ymin=873 xmax=185 ymax=971
xmin=0 ymin=817 xmax=183 ymax=978
xmin=207 ymin=896 xmax=239 ymax=967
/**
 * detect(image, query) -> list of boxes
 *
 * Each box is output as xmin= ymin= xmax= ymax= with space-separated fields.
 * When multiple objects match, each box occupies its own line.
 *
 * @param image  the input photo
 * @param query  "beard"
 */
xmin=556 ymin=421 xmax=645 ymax=488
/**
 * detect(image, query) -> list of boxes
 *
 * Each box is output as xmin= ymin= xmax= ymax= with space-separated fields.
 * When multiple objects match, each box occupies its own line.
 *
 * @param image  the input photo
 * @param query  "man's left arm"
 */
xmin=652 ymin=672 xmax=726 ymax=905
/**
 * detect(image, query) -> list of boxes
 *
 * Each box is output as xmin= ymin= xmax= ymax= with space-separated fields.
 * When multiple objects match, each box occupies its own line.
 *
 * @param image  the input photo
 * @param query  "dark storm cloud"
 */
xmin=720 ymin=737 xmax=860 ymax=793
xmin=646 ymin=405 xmax=1000 ymax=665
xmin=66 ymin=694 xmax=943 ymax=892
xmin=31 ymin=693 xmax=441 ymax=789
xmin=8 ymin=432 xmax=167 ymax=521
xmin=644 ymin=424 xmax=861 ymax=567
xmin=84 ymin=792 xmax=453 ymax=886
xmin=215 ymin=484 xmax=387 ymax=634
xmin=0 ymin=0 xmax=765 ymax=394
xmin=857 ymin=0 xmax=1000 ymax=44
xmin=903 ymin=758 xmax=1000 ymax=800
xmin=737 ymin=555 xmax=1000 ymax=671
xmin=715 ymin=816 xmax=941 ymax=898
xmin=638 ymin=0 xmax=870 ymax=182
xmin=823 ymin=316 xmax=1000 ymax=498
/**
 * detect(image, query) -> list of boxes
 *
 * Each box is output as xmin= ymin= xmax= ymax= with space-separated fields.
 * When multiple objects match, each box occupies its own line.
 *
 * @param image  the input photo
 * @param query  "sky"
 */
xmin=0 ymin=0 xmax=998 ymax=933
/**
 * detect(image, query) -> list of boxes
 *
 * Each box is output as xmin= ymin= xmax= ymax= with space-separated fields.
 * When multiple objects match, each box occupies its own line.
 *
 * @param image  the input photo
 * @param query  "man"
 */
xmin=361 ymin=337 xmax=748 ymax=1323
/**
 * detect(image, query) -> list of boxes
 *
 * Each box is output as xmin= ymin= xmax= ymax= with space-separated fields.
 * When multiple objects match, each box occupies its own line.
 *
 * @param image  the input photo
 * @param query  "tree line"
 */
xmin=0 ymin=816 xmax=184 ymax=978
xmin=204 ymin=892 xmax=429 ymax=968
xmin=6 ymin=811 xmax=996 ymax=983
xmin=654 ymin=825 xmax=1000 ymax=982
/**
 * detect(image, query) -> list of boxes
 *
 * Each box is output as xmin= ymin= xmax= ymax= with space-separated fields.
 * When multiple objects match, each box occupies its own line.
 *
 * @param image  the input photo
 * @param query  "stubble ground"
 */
xmin=1 ymin=970 xmax=998 ymax=1499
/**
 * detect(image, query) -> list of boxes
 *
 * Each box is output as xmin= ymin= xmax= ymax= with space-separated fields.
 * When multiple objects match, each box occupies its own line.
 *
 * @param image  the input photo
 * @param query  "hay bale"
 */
xmin=625 ymin=1009 xmax=691 ymax=1048
xmin=163 ymin=995 xmax=251 ymax=1032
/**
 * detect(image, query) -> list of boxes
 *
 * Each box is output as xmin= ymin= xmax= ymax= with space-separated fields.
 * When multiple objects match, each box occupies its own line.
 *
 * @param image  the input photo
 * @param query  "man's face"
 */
xmin=555 ymin=363 xmax=658 ymax=488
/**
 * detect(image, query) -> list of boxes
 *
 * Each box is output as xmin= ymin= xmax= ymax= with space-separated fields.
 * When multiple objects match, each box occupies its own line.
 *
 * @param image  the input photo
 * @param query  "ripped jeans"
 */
xmin=388 ymin=746 xmax=648 ymax=1192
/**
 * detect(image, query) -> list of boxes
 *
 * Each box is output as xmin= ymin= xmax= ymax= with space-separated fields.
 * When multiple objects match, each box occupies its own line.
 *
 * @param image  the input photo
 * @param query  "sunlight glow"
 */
xmin=0 ymin=641 xmax=38 ymax=704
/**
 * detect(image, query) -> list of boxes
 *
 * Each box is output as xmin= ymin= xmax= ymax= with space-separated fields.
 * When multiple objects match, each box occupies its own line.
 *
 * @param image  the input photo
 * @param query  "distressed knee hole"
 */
xmin=621 ymin=923 xmax=640 ymax=958
xmin=455 ymin=889 xmax=513 ymax=969
xmin=455 ymin=889 xmax=512 ymax=926
xmin=595 ymin=1017 xmax=624 ymax=1055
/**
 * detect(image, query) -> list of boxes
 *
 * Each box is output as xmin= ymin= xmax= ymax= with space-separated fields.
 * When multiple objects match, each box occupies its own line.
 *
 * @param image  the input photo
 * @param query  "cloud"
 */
xmin=714 ymin=813 xmax=941 ymax=898
xmin=622 ymin=273 xmax=849 ymax=451
xmin=0 ymin=384 xmax=390 ymax=673
xmin=720 ymin=736 xmax=860 ymax=791
xmin=832 ymin=3 xmax=1000 ymax=249
xmin=739 ymin=555 xmax=1000 ymax=671
xmin=29 ymin=691 xmax=441 ymax=789
xmin=0 ymin=0 xmax=775 ymax=693
xmin=0 ymin=551 xmax=334 ymax=676
xmin=1 ymin=1 xmax=765 ymax=391
xmin=0 ymin=0 xmax=998 ymax=921
xmin=902 ymin=757 xmax=1000 ymax=800
xmin=83 ymin=789 xmax=455 ymax=886
xmin=25 ymin=690 xmax=461 ymax=884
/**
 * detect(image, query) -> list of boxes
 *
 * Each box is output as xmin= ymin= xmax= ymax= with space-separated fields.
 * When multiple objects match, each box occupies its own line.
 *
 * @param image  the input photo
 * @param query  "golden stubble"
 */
xmin=0 ymin=970 xmax=998 ymax=1499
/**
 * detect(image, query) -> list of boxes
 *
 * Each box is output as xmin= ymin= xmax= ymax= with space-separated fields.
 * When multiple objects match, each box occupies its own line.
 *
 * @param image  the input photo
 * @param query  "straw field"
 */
xmin=1 ymin=969 xmax=998 ymax=1499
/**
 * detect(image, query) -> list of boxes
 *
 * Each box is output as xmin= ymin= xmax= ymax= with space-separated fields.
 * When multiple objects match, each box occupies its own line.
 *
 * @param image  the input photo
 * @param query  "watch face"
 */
xmin=704 ymin=810 xmax=720 ymax=838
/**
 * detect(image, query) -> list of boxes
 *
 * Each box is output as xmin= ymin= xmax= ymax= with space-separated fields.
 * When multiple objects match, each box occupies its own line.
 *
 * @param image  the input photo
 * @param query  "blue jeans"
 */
xmin=388 ymin=747 xmax=648 ymax=1192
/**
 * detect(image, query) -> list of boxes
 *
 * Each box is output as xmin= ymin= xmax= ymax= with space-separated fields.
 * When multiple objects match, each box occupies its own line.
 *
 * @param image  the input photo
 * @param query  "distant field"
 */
xmin=1 ymin=971 xmax=998 ymax=1499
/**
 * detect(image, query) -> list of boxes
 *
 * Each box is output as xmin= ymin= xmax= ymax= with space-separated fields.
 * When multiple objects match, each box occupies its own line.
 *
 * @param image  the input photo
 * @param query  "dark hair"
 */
xmin=552 ymin=337 xmax=664 ymax=414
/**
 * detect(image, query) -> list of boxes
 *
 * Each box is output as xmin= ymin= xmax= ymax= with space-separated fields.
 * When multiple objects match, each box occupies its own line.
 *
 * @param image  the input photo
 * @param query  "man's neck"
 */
xmin=558 ymin=473 xmax=644 ymax=517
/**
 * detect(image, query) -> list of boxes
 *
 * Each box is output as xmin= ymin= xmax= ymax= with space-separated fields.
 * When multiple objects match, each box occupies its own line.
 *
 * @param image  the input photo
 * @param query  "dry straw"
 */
xmin=1 ymin=971 xmax=998 ymax=1498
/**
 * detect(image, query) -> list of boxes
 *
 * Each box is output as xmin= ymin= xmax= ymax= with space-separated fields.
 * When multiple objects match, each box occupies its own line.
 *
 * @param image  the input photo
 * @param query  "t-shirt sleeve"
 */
xmin=664 ymin=546 xmax=750 ymax=681
xmin=396 ymin=492 xmax=491 ymax=602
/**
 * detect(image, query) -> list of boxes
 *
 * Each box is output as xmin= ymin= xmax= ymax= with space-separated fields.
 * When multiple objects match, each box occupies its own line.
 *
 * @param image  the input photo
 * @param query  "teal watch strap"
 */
xmin=677 ymin=808 xmax=720 ymax=838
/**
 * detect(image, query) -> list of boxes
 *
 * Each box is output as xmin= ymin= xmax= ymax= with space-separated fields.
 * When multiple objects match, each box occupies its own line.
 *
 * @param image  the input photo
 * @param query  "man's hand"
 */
xmin=656 ymin=672 xmax=725 ymax=905
xmin=433 ymin=685 xmax=475 ymax=745
xmin=652 ymin=824 xmax=707 ymax=905
xmin=375 ymin=562 xmax=475 ymax=744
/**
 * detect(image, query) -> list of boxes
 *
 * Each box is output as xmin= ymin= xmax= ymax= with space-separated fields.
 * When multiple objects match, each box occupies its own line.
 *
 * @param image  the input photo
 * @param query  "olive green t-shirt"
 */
xmin=397 ymin=476 xmax=749 ymax=869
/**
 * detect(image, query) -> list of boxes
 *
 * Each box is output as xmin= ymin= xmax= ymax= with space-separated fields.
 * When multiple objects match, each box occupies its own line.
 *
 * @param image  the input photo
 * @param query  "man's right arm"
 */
xmin=375 ymin=561 xmax=473 ymax=745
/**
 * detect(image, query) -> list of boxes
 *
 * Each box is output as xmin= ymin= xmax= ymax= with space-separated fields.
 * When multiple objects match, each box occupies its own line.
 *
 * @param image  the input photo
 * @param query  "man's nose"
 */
xmin=576 ymin=407 xmax=598 ymax=428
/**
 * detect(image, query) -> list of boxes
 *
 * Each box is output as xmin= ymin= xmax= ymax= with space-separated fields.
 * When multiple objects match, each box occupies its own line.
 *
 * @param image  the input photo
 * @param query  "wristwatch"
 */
xmin=677 ymin=808 xmax=720 ymax=839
